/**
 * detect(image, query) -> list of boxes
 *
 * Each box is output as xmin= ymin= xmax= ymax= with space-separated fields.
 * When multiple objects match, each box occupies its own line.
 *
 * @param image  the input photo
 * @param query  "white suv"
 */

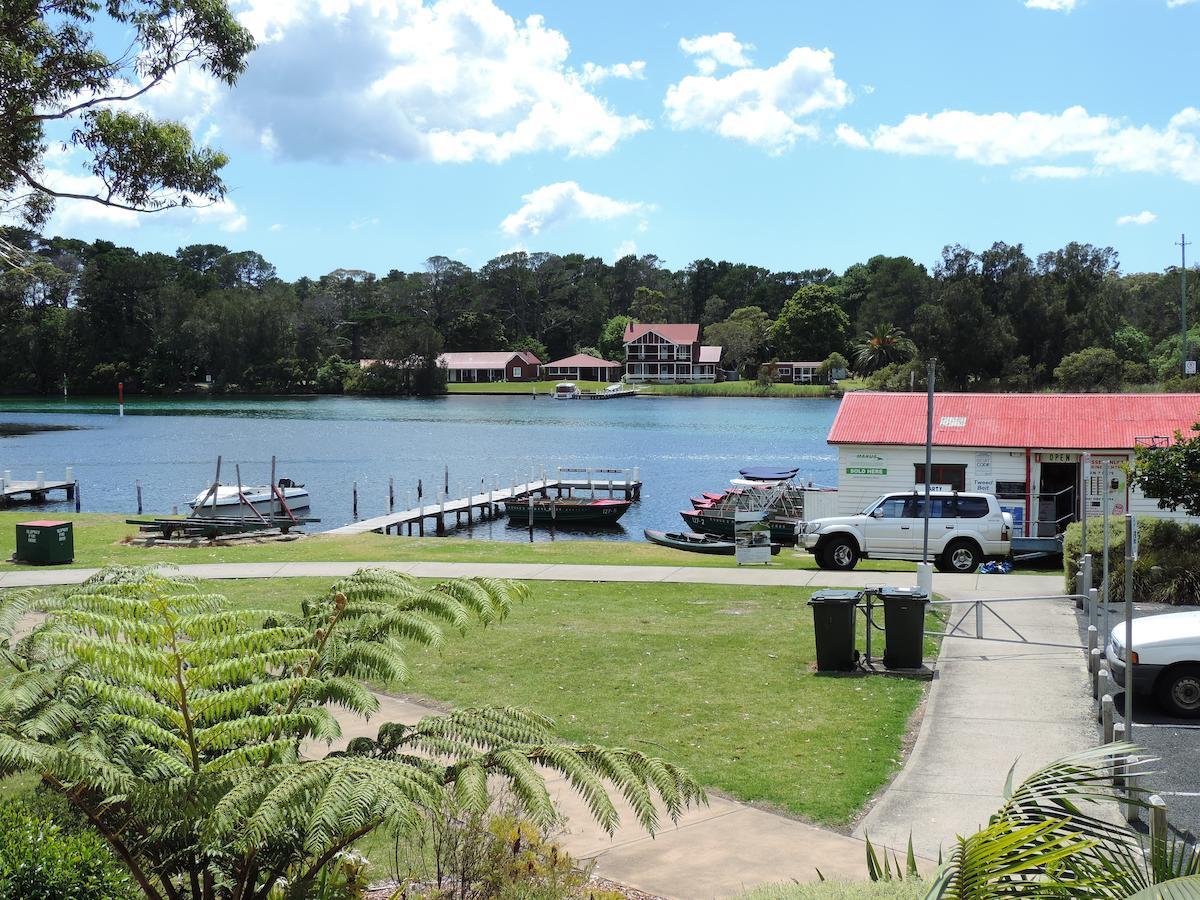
xmin=799 ymin=491 xmax=1013 ymax=573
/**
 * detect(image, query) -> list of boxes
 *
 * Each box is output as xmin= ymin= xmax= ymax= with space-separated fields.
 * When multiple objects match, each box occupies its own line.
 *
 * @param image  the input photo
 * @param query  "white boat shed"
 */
xmin=827 ymin=392 xmax=1200 ymax=536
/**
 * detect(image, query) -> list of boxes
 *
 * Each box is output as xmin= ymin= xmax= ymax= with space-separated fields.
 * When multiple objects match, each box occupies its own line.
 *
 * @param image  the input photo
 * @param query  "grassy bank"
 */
xmin=442 ymin=380 xmax=834 ymax=397
xmin=641 ymin=381 xmax=832 ymax=398
xmin=0 ymin=512 xmax=916 ymax=572
xmin=203 ymin=577 xmax=932 ymax=824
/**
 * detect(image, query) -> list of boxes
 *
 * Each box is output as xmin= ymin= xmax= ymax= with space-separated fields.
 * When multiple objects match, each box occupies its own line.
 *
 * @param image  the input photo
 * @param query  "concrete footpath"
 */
xmin=0 ymin=558 xmax=1063 ymax=596
xmin=855 ymin=591 xmax=1096 ymax=859
xmin=3 ymin=560 xmax=1087 ymax=896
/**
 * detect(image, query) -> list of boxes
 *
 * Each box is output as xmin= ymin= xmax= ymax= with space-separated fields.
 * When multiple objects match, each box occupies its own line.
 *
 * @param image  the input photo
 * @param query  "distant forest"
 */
xmin=1 ymin=227 xmax=1197 ymax=396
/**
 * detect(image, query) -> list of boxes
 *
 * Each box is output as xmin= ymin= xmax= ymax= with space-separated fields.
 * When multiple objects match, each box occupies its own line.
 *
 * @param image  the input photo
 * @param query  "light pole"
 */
xmin=1180 ymin=234 xmax=1192 ymax=377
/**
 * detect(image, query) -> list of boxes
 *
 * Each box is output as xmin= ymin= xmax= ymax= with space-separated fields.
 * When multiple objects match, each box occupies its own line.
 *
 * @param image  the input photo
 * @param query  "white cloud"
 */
xmin=835 ymin=123 xmax=870 ymax=149
xmin=664 ymin=42 xmax=850 ymax=154
xmin=1117 ymin=210 xmax=1157 ymax=226
xmin=205 ymin=0 xmax=648 ymax=163
xmin=1016 ymin=164 xmax=1092 ymax=179
xmin=851 ymin=106 xmax=1200 ymax=183
xmin=500 ymin=181 xmax=649 ymax=238
xmin=268 ymin=223 xmax=284 ymax=232
xmin=613 ymin=239 xmax=638 ymax=259
xmin=1025 ymin=0 xmax=1077 ymax=10
xmin=580 ymin=60 xmax=646 ymax=84
xmin=1168 ymin=0 xmax=1198 ymax=6
xmin=678 ymin=32 xmax=753 ymax=75
xmin=349 ymin=216 xmax=381 ymax=231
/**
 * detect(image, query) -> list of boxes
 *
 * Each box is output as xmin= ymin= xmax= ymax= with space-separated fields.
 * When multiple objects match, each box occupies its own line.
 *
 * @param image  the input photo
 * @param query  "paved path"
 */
xmin=4 ymin=561 xmax=1076 ymax=896
xmin=0 ymin=559 xmax=1065 ymax=597
xmin=854 ymin=593 xmax=1095 ymax=859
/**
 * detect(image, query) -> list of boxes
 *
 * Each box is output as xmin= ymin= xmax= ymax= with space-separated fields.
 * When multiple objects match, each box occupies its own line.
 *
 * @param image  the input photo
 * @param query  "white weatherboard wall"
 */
xmin=837 ymin=445 xmax=1026 ymax=514
xmin=836 ymin=444 xmax=1198 ymax=532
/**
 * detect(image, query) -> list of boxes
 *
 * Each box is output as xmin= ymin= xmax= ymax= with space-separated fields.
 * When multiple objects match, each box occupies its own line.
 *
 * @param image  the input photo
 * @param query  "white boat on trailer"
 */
xmin=189 ymin=480 xmax=309 ymax=514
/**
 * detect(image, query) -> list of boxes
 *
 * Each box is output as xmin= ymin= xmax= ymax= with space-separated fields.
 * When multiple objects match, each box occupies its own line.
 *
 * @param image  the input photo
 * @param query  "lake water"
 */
xmin=0 ymin=395 xmax=839 ymax=540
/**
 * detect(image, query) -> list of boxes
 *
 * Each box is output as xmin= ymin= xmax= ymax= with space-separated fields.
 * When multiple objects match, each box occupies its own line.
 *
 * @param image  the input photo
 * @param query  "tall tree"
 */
xmin=703 ymin=306 xmax=772 ymax=373
xmin=2 ymin=1 xmax=254 ymax=227
xmin=772 ymin=285 xmax=849 ymax=360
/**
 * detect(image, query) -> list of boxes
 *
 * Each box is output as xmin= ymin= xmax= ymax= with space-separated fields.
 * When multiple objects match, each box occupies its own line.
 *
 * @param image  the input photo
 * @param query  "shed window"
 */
xmin=913 ymin=463 xmax=967 ymax=491
xmin=512 ymin=366 xmax=521 ymax=378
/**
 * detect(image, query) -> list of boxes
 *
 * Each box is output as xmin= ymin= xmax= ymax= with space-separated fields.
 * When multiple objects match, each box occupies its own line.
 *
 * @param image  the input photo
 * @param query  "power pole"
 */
xmin=1179 ymin=234 xmax=1192 ymax=377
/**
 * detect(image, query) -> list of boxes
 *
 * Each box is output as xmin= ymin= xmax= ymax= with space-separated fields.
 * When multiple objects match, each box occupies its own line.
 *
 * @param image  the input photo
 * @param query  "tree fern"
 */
xmin=0 ymin=566 xmax=700 ymax=900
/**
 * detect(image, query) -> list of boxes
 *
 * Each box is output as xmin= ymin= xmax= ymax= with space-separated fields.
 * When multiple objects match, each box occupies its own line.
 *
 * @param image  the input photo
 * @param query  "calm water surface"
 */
xmin=0 ymin=395 xmax=838 ymax=540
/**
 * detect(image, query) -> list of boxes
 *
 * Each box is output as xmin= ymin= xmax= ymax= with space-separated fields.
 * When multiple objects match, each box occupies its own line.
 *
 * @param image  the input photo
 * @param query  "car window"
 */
xmin=956 ymin=496 xmax=990 ymax=518
xmin=904 ymin=496 xmax=956 ymax=518
xmin=875 ymin=497 xmax=907 ymax=518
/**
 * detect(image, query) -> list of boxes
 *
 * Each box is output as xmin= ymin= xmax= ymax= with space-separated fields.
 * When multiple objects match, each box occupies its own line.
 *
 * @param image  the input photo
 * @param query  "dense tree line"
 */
xmin=1 ymin=227 xmax=1196 ymax=395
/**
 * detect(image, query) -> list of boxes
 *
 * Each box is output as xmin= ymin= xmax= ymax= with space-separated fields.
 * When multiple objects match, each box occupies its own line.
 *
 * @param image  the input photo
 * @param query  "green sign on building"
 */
xmin=845 ymin=466 xmax=887 ymax=476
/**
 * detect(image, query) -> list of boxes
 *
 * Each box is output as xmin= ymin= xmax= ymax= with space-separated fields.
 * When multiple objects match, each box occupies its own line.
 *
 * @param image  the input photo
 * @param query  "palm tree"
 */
xmin=855 ymin=324 xmax=916 ymax=373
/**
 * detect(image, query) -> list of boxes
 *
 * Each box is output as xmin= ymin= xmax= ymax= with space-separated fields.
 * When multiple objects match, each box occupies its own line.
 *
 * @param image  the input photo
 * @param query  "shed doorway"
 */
xmin=1038 ymin=462 xmax=1079 ymax=536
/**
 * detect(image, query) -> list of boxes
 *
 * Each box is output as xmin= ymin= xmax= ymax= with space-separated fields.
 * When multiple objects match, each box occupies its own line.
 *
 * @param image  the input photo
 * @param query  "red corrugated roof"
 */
xmin=545 ymin=354 xmax=621 ymax=368
xmin=623 ymin=323 xmax=699 ymax=344
xmin=828 ymin=392 xmax=1200 ymax=449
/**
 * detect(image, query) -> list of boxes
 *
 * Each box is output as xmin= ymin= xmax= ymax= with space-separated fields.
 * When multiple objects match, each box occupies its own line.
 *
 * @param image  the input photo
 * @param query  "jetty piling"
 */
xmin=326 ymin=467 xmax=642 ymax=536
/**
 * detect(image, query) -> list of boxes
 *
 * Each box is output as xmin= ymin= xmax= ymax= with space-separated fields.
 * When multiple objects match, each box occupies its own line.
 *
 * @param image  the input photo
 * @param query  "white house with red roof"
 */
xmin=543 ymin=353 xmax=623 ymax=382
xmin=622 ymin=323 xmax=722 ymax=383
xmin=827 ymin=392 xmax=1200 ymax=535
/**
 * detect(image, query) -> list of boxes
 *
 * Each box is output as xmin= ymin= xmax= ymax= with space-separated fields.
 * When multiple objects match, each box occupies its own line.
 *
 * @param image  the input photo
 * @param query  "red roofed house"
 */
xmin=436 ymin=351 xmax=540 ymax=383
xmin=622 ymin=323 xmax=721 ymax=384
xmin=543 ymin=353 xmax=623 ymax=382
xmin=827 ymin=392 xmax=1200 ymax=535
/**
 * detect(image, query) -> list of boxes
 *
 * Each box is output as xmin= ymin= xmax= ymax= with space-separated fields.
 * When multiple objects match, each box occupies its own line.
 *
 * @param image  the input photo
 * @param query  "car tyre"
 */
xmin=1156 ymin=664 xmax=1200 ymax=719
xmin=940 ymin=539 xmax=981 ymax=574
xmin=824 ymin=536 xmax=859 ymax=571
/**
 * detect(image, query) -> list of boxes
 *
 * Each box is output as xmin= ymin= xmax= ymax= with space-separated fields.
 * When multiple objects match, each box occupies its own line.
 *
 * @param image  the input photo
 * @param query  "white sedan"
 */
xmin=1106 ymin=610 xmax=1200 ymax=719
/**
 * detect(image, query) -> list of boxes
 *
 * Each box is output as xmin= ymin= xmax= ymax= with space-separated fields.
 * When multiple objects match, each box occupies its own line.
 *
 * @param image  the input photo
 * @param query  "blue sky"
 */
xmin=42 ymin=0 xmax=1200 ymax=279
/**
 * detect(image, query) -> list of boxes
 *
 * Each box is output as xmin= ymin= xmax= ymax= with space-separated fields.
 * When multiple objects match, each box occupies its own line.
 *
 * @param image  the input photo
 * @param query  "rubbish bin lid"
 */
xmin=808 ymin=589 xmax=863 ymax=605
xmin=877 ymin=586 xmax=929 ymax=602
xmin=18 ymin=520 xmax=69 ymax=527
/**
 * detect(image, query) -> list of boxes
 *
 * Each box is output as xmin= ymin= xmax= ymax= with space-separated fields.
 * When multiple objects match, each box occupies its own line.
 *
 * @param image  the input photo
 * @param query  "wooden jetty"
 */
xmin=0 ymin=468 xmax=76 ymax=506
xmin=327 ymin=467 xmax=641 ymax=536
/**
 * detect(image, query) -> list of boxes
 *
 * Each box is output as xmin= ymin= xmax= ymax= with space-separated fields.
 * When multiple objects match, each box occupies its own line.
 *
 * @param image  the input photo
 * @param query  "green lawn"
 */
xmin=201 ymin=576 xmax=930 ymax=826
xmin=442 ymin=380 xmax=834 ymax=397
xmin=0 ymin=512 xmax=916 ymax=573
xmin=445 ymin=380 xmax=610 ymax=394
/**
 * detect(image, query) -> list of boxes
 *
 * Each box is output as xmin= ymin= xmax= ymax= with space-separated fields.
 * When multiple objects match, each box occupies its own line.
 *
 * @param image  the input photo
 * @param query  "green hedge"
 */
xmin=1063 ymin=517 xmax=1200 ymax=605
xmin=0 ymin=800 xmax=135 ymax=899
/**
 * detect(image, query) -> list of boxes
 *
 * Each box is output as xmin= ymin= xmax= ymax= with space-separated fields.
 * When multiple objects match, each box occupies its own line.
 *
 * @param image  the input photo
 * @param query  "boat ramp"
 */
xmin=328 ymin=467 xmax=641 ymax=536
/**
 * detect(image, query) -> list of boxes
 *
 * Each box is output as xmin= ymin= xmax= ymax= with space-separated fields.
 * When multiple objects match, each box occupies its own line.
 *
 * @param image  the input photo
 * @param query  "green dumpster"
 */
xmin=15 ymin=520 xmax=74 ymax=565
xmin=879 ymin=586 xmax=929 ymax=670
xmin=807 ymin=589 xmax=862 ymax=672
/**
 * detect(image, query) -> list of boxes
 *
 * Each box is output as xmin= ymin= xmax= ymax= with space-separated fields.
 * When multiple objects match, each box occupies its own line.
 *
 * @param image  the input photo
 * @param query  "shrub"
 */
xmin=1064 ymin=517 xmax=1200 ymax=604
xmin=737 ymin=880 xmax=926 ymax=899
xmin=1053 ymin=347 xmax=1121 ymax=391
xmin=0 ymin=800 xmax=135 ymax=900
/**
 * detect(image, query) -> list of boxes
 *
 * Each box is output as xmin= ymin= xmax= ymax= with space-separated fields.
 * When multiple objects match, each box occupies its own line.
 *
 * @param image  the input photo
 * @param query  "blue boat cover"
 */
xmin=739 ymin=466 xmax=799 ymax=480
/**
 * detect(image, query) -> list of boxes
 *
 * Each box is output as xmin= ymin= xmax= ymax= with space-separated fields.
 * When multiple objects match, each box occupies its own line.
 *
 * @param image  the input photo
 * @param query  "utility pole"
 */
xmin=1179 ymin=234 xmax=1192 ymax=377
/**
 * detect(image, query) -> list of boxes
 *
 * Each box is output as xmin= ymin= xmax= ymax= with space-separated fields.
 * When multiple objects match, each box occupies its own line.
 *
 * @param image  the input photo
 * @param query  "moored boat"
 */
xmin=503 ymin=496 xmax=631 ymax=523
xmin=679 ymin=508 xmax=801 ymax=544
xmin=644 ymin=529 xmax=783 ymax=556
xmin=552 ymin=382 xmax=580 ymax=400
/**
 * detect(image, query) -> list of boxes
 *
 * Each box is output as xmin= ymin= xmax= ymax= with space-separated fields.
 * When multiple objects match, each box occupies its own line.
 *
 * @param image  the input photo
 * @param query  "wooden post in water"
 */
xmin=528 ymin=468 xmax=535 ymax=541
xmin=437 ymin=491 xmax=446 ymax=535
xmin=136 ymin=479 xmax=143 ymax=515
xmin=352 ymin=481 xmax=358 ymax=520
xmin=389 ymin=476 xmax=394 ymax=513
xmin=269 ymin=456 xmax=278 ymax=522
xmin=417 ymin=479 xmax=424 ymax=536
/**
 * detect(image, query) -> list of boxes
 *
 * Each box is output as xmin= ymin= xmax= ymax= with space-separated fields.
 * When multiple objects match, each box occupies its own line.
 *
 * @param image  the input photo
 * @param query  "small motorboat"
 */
xmin=679 ymin=508 xmax=801 ymax=544
xmin=644 ymin=529 xmax=782 ymax=555
xmin=503 ymin=496 xmax=630 ymax=524
xmin=189 ymin=481 xmax=310 ymax=514
xmin=552 ymin=382 xmax=580 ymax=400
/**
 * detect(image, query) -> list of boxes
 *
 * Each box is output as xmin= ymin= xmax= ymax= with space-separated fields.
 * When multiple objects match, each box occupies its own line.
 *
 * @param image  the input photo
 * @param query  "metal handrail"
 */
xmin=926 ymin=594 xmax=1089 ymax=651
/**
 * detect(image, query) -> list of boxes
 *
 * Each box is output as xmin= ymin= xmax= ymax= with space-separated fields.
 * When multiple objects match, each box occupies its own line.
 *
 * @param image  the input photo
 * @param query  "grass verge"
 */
xmin=208 ymin=576 xmax=930 ymax=825
xmin=0 ymin=512 xmax=915 ymax=573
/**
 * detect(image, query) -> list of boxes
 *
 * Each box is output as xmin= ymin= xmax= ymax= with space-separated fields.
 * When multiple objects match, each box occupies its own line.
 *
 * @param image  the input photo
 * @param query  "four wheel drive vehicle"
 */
xmin=1106 ymin=611 xmax=1200 ymax=719
xmin=798 ymin=491 xmax=1013 ymax=573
